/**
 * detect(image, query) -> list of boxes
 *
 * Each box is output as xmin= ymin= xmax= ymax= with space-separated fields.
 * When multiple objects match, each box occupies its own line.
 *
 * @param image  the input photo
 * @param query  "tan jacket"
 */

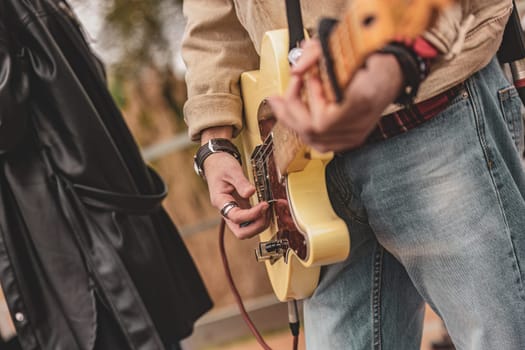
xmin=182 ymin=0 xmax=512 ymax=141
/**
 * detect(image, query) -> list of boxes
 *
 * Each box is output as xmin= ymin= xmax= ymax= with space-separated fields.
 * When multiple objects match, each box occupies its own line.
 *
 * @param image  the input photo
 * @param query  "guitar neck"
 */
xmin=323 ymin=0 xmax=449 ymax=101
xmin=272 ymin=0 xmax=452 ymax=175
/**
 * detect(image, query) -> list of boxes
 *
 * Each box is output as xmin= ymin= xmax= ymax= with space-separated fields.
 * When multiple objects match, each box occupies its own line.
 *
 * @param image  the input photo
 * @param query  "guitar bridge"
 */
xmin=255 ymin=239 xmax=289 ymax=262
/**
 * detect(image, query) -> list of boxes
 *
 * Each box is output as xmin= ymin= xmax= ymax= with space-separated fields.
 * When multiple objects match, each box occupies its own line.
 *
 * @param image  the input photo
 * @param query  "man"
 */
xmin=182 ymin=0 xmax=525 ymax=348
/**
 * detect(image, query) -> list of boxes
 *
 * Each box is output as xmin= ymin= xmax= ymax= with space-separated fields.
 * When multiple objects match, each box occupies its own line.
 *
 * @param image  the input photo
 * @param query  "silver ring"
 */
xmin=220 ymin=201 xmax=239 ymax=219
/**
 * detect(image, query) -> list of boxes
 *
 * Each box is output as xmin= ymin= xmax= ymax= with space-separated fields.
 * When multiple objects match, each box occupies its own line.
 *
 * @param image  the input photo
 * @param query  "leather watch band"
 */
xmin=193 ymin=138 xmax=242 ymax=179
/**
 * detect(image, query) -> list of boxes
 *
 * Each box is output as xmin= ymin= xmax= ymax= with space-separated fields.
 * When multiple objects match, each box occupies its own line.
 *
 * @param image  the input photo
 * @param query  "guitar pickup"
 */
xmin=255 ymin=239 xmax=289 ymax=262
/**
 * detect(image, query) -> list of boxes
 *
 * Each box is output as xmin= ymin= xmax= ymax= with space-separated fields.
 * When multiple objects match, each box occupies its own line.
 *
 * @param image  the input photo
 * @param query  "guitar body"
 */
xmin=240 ymin=30 xmax=350 ymax=302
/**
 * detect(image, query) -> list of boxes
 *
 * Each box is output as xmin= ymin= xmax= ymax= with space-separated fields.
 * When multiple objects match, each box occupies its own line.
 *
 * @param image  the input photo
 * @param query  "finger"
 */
xmin=284 ymin=75 xmax=304 ymax=100
xmin=215 ymin=195 xmax=265 ymax=221
xmin=205 ymin=155 xmax=256 ymax=205
xmin=268 ymin=96 xmax=312 ymax=133
xmin=228 ymin=200 xmax=269 ymax=222
xmin=225 ymin=165 xmax=256 ymax=199
xmin=226 ymin=216 xmax=268 ymax=239
xmin=220 ymin=199 xmax=268 ymax=222
xmin=267 ymin=96 xmax=291 ymax=124
xmin=291 ymin=39 xmax=322 ymax=74
xmin=304 ymin=73 xmax=328 ymax=123
xmin=226 ymin=202 xmax=270 ymax=239
xmin=302 ymin=39 xmax=321 ymax=51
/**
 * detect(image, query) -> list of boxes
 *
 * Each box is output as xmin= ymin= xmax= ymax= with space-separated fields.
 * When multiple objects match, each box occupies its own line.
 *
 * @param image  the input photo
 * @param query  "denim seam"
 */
xmin=468 ymin=78 xmax=525 ymax=303
xmin=371 ymin=244 xmax=384 ymax=350
xmin=498 ymin=88 xmax=523 ymax=152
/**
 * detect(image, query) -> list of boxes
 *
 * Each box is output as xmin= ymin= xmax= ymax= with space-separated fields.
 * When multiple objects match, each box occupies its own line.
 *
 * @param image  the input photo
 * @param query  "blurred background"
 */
xmin=55 ymin=1 xmax=525 ymax=349
xmin=68 ymin=1 xmax=285 ymax=349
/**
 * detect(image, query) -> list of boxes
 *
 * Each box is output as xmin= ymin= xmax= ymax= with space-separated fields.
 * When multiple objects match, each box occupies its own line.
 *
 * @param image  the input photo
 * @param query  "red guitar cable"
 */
xmin=218 ymin=219 xmax=300 ymax=350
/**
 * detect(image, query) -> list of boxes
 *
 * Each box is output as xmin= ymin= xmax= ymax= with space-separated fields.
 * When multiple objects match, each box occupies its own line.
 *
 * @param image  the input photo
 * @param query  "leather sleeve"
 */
xmin=0 ymin=7 xmax=29 ymax=154
xmin=181 ymin=0 xmax=259 ymax=141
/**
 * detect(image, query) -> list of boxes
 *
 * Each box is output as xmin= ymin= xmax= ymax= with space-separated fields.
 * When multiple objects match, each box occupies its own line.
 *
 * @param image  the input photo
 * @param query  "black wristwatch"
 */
xmin=193 ymin=138 xmax=242 ymax=179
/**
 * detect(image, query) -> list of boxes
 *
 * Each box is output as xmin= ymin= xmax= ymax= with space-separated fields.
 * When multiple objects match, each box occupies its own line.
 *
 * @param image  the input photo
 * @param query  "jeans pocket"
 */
xmin=498 ymin=86 xmax=525 ymax=153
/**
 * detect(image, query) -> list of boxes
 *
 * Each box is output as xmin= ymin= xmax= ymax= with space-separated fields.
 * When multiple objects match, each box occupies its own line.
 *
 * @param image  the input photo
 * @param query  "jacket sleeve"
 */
xmin=423 ymin=0 xmax=513 ymax=60
xmin=0 ymin=9 xmax=29 ymax=154
xmin=182 ymin=0 xmax=259 ymax=141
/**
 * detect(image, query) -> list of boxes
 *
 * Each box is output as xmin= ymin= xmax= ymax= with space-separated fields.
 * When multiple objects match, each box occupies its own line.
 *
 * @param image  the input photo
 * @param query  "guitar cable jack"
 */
xmin=288 ymin=300 xmax=300 ymax=350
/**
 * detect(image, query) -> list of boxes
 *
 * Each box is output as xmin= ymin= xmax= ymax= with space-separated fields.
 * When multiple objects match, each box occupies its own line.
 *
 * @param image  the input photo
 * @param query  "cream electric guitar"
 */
xmin=240 ymin=0 xmax=452 ymax=301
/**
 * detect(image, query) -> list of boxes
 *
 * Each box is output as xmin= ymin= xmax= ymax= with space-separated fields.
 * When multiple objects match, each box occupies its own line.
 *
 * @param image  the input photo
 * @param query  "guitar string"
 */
xmin=251 ymin=132 xmax=273 ymax=163
xmin=252 ymin=136 xmax=275 ymax=203
xmin=255 ymin=138 xmax=273 ymax=195
xmin=253 ymin=136 xmax=274 ymax=166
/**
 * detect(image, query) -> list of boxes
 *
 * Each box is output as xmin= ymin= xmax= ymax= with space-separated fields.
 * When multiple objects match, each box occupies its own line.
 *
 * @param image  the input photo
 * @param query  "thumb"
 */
xmin=230 ymin=166 xmax=256 ymax=199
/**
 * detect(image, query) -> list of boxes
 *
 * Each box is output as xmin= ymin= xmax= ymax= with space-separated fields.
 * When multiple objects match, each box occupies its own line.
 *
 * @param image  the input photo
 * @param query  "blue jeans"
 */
xmin=304 ymin=58 xmax=525 ymax=350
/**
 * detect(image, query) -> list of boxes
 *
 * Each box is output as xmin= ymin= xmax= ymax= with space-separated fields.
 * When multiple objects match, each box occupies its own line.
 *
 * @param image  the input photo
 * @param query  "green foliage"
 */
xmin=70 ymin=0 xmax=187 ymax=122
xmin=99 ymin=0 xmax=182 ymax=76
xmin=108 ymin=75 xmax=127 ymax=108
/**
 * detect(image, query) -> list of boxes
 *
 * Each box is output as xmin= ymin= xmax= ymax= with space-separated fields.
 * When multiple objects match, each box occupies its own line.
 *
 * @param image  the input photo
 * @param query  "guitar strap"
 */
xmin=285 ymin=0 xmax=343 ymax=102
xmin=285 ymin=0 xmax=305 ymax=51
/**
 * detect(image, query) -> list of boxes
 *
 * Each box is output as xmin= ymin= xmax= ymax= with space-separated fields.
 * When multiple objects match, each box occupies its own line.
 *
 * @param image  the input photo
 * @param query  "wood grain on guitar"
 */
xmin=240 ymin=0 xmax=453 ymax=301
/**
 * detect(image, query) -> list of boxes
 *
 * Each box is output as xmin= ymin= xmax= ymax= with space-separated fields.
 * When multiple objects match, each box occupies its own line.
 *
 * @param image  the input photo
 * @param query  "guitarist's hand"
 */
xmin=201 ymin=127 xmax=270 ymax=239
xmin=268 ymin=39 xmax=404 ymax=152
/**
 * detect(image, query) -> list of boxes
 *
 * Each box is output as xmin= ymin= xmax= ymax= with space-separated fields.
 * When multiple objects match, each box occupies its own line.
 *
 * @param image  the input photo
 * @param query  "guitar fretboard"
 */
xmin=326 ymin=0 xmax=448 ymax=101
xmin=273 ymin=0 xmax=452 ymax=174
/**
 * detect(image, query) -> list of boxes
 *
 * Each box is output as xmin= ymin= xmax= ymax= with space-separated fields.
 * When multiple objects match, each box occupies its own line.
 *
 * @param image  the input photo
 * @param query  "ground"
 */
xmin=205 ymin=305 xmax=447 ymax=350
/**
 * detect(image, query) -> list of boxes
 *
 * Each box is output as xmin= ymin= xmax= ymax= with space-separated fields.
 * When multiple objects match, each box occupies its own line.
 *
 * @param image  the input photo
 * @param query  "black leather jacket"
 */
xmin=0 ymin=1 xmax=212 ymax=349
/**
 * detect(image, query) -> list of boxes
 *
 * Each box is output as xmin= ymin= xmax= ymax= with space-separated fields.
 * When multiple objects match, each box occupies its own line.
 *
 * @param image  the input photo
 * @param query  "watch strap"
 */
xmin=193 ymin=138 xmax=242 ymax=179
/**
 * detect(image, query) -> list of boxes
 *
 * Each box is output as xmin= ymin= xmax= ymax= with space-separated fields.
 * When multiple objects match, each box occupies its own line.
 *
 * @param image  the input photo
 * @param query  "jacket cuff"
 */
xmin=183 ymin=93 xmax=244 ymax=142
